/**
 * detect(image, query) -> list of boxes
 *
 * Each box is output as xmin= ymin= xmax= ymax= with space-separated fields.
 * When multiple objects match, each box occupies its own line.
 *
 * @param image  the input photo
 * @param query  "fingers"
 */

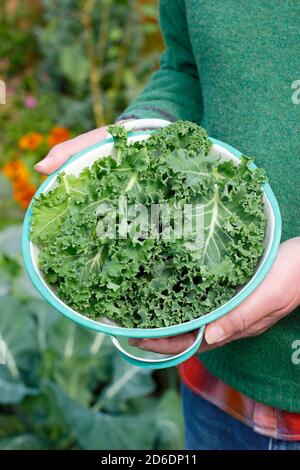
xmin=204 ymin=265 xmax=283 ymax=345
xmin=199 ymin=322 xmax=270 ymax=352
xmin=129 ymin=331 xmax=197 ymax=355
xmin=128 ymin=295 xmax=281 ymax=356
xmin=127 ymin=307 xmax=282 ymax=356
xmin=203 ymin=241 xmax=300 ymax=345
xmin=34 ymin=126 xmax=108 ymax=175
xmin=204 ymin=296 xmax=269 ymax=345
xmin=204 ymin=293 xmax=288 ymax=346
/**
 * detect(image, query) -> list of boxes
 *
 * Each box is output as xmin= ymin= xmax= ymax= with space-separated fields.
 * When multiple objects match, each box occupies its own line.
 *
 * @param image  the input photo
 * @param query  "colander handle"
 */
xmin=107 ymin=118 xmax=171 ymax=137
xmin=111 ymin=326 xmax=205 ymax=369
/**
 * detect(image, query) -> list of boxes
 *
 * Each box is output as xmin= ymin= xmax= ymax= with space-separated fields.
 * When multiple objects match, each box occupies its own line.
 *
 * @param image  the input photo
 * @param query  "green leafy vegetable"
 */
xmin=31 ymin=121 xmax=267 ymax=328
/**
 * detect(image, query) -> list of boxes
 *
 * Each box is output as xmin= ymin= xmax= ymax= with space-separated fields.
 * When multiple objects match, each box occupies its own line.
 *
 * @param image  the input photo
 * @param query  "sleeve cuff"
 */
xmin=118 ymin=105 xmax=177 ymax=123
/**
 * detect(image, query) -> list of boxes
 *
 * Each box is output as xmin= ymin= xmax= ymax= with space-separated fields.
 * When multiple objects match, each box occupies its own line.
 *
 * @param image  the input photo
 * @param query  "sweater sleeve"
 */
xmin=118 ymin=0 xmax=203 ymax=123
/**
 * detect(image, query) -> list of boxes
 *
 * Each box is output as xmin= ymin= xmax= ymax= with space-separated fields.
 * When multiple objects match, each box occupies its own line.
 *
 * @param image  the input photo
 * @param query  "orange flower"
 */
xmin=12 ymin=180 xmax=37 ymax=209
xmin=2 ymin=160 xmax=29 ymax=180
xmin=2 ymin=161 xmax=17 ymax=179
xmin=47 ymin=126 xmax=70 ymax=147
xmin=18 ymin=132 xmax=44 ymax=150
xmin=2 ymin=159 xmax=36 ymax=210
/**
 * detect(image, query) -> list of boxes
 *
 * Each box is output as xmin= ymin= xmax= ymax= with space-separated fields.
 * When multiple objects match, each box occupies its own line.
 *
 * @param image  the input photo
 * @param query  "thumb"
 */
xmin=34 ymin=126 xmax=108 ymax=175
xmin=204 ymin=251 xmax=285 ymax=345
xmin=204 ymin=285 xmax=274 ymax=345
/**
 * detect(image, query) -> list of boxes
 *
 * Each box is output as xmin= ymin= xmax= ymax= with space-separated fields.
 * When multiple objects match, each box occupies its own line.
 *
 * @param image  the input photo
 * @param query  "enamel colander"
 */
xmin=22 ymin=119 xmax=282 ymax=369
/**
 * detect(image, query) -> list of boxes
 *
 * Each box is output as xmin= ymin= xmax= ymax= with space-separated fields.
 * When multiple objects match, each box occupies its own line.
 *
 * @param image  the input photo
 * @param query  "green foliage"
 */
xmin=0 ymin=1 xmax=37 ymax=75
xmin=59 ymin=44 xmax=90 ymax=87
xmin=0 ymin=0 xmax=163 ymax=229
xmin=31 ymin=121 xmax=267 ymax=328
xmin=35 ymin=0 xmax=162 ymax=127
xmin=0 ymin=225 xmax=183 ymax=450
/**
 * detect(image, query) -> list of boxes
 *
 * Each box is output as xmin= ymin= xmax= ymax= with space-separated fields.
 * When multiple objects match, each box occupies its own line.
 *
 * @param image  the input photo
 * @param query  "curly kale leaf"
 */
xmin=31 ymin=121 xmax=266 ymax=328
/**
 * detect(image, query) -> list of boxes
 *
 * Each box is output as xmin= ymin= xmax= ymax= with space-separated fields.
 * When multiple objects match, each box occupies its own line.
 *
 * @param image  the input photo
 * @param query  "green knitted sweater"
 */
xmin=120 ymin=0 xmax=300 ymax=411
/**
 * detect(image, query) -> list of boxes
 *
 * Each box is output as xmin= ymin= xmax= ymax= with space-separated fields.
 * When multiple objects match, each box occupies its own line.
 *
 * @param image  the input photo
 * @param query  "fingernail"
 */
xmin=205 ymin=325 xmax=227 ymax=344
xmin=34 ymin=160 xmax=47 ymax=170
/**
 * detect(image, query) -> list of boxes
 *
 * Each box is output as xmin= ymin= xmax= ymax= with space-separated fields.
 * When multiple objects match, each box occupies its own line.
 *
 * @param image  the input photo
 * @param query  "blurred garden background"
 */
xmin=0 ymin=0 xmax=184 ymax=450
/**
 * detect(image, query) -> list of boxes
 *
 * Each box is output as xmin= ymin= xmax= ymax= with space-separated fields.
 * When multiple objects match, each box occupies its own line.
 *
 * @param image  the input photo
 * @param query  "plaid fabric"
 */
xmin=179 ymin=356 xmax=300 ymax=441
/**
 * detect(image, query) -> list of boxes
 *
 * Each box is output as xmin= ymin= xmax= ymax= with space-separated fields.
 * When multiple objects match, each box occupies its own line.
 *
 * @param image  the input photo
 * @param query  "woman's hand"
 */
xmin=34 ymin=126 xmax=109 ymax=175
xmin=130 ymin=238 xmax=300 ymax=354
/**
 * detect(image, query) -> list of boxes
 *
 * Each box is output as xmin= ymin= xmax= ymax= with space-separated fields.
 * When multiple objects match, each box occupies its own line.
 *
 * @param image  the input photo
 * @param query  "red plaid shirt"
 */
xmin=179 ymin=356 xmax=300 ymax=441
